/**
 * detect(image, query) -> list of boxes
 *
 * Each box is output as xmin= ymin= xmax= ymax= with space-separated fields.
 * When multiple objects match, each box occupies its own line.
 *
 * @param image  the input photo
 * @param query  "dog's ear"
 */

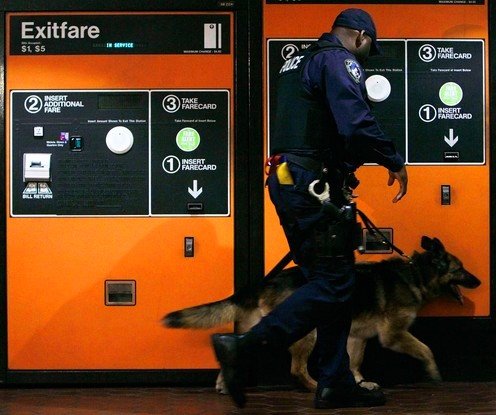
xmin=421 ymin=236 xmax=434 ymax=251
xmin=432 ymin=237 xmax=445 ymax=252
xmin=421 ymin=236 xmax=445 ymax=253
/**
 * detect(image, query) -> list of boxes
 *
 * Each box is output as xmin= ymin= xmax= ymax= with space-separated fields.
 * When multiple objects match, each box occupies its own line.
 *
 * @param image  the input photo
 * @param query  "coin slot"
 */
xmin=105 ymin=280 xmax=136 ymax=306
xmin=362 ymin=228 xmax=393 ymax=254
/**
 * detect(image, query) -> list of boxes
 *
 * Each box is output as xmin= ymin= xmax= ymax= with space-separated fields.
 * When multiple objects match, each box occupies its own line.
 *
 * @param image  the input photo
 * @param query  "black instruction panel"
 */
xmin=10 ymin=89 xmax=230 ymax=217
xmin=11 ymin=90 xmax=150 ymax=216
xmin=364 ymin=41 xmax=406 ymax=160
xmin=266 ymin=39 xmax=405 ymax=160
xmin=150 ymin=90 xmax=230 ymax=216
xmin=407 ymin=40 xmax=484 ymax=164
xmin=266 ymin=38 xmax=484 ymax=165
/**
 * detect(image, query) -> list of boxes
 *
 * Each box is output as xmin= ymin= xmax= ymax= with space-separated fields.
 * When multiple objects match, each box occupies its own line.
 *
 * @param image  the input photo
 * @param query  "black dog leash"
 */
xmin=265 ymin=209 xmax=411 ymax=277
xmin=265 ymin=251 xmax=293 ymax=279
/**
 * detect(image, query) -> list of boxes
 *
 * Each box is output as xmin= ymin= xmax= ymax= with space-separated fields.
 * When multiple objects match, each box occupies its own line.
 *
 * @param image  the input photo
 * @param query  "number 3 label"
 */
xmin=162 ymin=95 xmax=181 ymax=113
xmin=418 ymin=44 xmax=436 ymax=63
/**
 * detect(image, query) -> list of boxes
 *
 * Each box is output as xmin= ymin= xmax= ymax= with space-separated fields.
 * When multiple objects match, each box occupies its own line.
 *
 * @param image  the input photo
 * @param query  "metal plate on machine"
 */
xmin=362 ymin=228 xmax=393 ymax=254
xmin=105 ymin=280 xmax=136 ymax=306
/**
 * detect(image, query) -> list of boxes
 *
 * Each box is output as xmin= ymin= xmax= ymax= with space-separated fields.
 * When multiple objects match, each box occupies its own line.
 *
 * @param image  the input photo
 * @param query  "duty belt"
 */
xmin=280 ymin=153 xmax=323 ymax=174
xmin=265 ymin=152 xmax=323 ymax=177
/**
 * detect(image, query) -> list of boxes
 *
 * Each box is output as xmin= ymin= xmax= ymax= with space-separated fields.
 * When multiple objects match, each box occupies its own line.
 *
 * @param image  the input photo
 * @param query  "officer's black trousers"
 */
xmin=250 ymin=164 xmax=356 ymax=389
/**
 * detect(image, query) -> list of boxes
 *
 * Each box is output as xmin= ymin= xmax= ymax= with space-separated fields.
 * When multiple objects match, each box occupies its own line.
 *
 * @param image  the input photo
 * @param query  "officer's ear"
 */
xmin=354 ymin=30 xmax=366 ymax=49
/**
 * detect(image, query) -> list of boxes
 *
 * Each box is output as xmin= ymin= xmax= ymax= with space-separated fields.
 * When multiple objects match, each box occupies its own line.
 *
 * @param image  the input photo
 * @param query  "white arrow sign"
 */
xmin=444 ymin=128 xmax=459 ymax=147
xmin=188 ymin=180 xmax=203 ymax=199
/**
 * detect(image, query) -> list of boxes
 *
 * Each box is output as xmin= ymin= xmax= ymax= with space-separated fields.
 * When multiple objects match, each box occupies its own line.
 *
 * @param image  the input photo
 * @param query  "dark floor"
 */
xmin=0 ymin=382 xmax=495 ymax=415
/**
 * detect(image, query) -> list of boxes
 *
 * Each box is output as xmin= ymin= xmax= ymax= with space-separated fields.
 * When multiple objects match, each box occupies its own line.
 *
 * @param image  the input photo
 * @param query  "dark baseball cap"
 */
xmin=332 ymin=8 xmax=382 ymax=56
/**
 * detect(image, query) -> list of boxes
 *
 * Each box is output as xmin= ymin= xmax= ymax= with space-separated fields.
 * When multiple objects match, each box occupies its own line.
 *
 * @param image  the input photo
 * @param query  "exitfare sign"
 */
xmin=20 ymin=21 xmax=101 ymax=39
xmin=10 ymin=14 xmax=231 ymax=55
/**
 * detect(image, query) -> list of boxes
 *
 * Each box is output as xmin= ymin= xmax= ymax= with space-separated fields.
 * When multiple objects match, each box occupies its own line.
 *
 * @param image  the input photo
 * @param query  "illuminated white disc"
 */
xmin=366 ymin=75 xmax=391 ymax=103
xmin=106 ymin=126 xmax=134 ymax=154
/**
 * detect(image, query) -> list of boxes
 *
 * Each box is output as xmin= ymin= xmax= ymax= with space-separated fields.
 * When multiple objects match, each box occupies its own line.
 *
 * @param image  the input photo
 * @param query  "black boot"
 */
xmin=314 ymin=385 xmax=386 ymax=409
xmin=211 ymin=333 xmax=256 ymax=408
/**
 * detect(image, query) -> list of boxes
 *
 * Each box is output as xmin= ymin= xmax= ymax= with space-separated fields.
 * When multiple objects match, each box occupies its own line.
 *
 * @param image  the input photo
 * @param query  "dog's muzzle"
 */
xmin=449 ymin=270 xmax=481 ymax=305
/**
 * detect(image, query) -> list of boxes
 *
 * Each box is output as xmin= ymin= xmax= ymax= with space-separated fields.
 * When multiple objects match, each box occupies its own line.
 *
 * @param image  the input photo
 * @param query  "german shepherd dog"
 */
xmin=163 ymin=236 xmax=481 ymax=392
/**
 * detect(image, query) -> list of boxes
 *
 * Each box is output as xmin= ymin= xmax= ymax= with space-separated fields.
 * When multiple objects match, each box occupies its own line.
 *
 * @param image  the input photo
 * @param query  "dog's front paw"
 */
xmin=215 ymin=372 xmax=229 ymax=394
xmin=424 ymin=374 xmax=442 ymax=386
xmin=357 ymin=380 xmax=380 ymax=391
xmin=215 ymin=383 xmax=229 ymax=394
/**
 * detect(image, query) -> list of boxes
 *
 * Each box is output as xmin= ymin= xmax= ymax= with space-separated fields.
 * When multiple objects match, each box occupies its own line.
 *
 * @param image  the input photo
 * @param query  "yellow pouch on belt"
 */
xmin=276 ymin=162 xmax=294 ymax=185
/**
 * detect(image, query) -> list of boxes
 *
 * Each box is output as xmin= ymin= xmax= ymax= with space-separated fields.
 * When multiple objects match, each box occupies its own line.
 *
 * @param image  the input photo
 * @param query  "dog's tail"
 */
xmin=162 ymin=297 xmax=237 ymax=329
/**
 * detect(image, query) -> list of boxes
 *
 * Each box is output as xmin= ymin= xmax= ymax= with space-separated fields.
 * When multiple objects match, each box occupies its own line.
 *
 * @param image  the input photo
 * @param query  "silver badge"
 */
xmin=345 ymin=59 xmax=362 ymax=84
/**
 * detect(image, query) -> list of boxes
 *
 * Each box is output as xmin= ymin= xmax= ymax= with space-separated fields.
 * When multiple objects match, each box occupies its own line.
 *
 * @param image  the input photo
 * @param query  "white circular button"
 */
xmin=365 ymin=75 xmax=391 ymax=103
xmin=106 ymin=126 xmax=134 ymax=154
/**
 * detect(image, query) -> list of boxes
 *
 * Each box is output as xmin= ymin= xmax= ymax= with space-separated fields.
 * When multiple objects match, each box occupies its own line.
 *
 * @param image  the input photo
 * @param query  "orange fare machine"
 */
xmin=1 ymin=0 xmax=261 ymax=385
xmin=263 ymin=0 xmax=491 ymax=318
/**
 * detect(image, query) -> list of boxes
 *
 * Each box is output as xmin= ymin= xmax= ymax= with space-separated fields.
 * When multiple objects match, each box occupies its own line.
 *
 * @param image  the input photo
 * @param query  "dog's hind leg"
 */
xmin=288 ymin=331 xmax=317 ymax=392
xmin=237 ymin=309 xmax=263 ymax=333
xmin=347 ymin=336 xmax=380 ymax=390
xmin=379 ymin=329 xmax=442 ymax=382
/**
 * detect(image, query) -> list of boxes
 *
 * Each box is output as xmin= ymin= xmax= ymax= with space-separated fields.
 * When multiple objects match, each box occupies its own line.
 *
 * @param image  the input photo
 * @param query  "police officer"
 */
xmin=212 ymin=8 xmax=408 ymax=409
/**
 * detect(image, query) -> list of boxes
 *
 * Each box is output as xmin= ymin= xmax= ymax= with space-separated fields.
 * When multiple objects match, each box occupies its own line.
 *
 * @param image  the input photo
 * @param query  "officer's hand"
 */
xmin=387 ymin=166 xmax=408 ymax=203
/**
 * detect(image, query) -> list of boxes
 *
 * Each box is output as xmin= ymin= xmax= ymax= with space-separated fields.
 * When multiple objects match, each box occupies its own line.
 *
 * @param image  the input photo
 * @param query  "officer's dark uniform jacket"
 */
xmin=272 ymin=33 xmax=404 ymax=173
